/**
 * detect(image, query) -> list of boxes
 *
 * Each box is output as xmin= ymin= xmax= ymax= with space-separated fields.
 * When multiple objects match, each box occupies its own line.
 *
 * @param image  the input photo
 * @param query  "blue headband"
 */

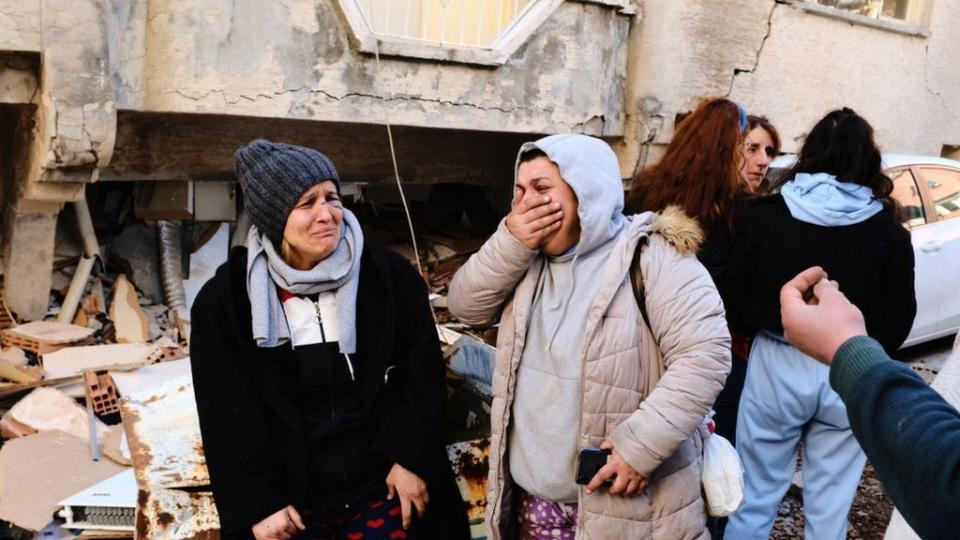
xmin=736 ymin=102 xmax=748 ymax=133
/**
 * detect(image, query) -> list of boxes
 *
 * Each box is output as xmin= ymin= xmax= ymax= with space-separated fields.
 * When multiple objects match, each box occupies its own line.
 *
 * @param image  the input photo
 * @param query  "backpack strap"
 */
xmin=629 ymin=236 xmax=651 ymax=331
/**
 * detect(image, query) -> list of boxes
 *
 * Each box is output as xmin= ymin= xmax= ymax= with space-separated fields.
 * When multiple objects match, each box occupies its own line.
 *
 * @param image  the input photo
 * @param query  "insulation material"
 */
xmin=2 ymin=387 xmax=107 ymax=442
xmin=0 ymin=430 xmax=126 ymax=531
xmin=42 ymin=344 xmax=152 ymax=380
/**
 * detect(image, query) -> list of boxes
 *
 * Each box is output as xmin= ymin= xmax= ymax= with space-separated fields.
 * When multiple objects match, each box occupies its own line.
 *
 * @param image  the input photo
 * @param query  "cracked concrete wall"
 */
xmin=106 ymin=0 xmax=629 ymax=137
xmin=624 ymin=0 xmax=960 ymax=169
xmin=36 ymin=0 xmax=116 ymax=181
xmin=0 ymin=0 xmax=40 ymax=52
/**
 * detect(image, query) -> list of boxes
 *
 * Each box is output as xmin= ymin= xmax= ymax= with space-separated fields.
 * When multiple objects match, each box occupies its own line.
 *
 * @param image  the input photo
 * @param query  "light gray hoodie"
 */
xmin=507 ymin=134 xmax=627 ymax=502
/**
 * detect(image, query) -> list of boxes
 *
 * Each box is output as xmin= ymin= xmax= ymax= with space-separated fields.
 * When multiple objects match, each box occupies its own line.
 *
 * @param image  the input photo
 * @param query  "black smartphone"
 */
xmin=575 ymin=447 xmax=611 ymax=485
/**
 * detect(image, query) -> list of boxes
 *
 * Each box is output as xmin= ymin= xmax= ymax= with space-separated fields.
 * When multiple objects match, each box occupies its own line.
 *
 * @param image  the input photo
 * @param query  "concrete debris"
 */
xmin=0 ymin=415 xmax=36 ymax=439
xmin=446 ymin=334 xmax=495 ymax=397
xmin=436 ymin=324 xmax=463 ymax=346
xmin=0 ymin=283 xmax=15 ymax=330
xmin=0 ymin=430 xmax=126 ymax=532
xmin=41 ymin=343 xmax=152 ymax=380
xmin=0 ymin=358 xmax=43 ymax=384
xmin=0 ymin=196 xmax=500 ymax=540
xmin=0 ymin=346 xmax=27 ymax=365
xmin=1 ymin=321 xmax=95 ymax=355
xmin=109 ymin=275 xmax=150 ymax=344
xmin=101 ymin=426 xmax=132 ymax=467
xmin=84 ymin=372 xmax=120 ymax=416
xmin=137 ymin=487 xmax=219 ymax=540
xmin=1 ymin=387 xmax=107 ymax=443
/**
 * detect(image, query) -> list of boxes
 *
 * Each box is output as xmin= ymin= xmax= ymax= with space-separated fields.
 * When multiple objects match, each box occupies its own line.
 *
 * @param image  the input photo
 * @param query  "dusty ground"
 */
xmin=771 ymin=462 xmax=892 ymax=539
xmin=769 ymin=335 xmax=954 ymax=539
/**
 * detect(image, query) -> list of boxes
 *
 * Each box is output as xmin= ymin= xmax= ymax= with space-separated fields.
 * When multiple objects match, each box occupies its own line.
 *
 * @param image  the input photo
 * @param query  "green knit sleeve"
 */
xmin=829 ymin=335 xmax=889 ymax=399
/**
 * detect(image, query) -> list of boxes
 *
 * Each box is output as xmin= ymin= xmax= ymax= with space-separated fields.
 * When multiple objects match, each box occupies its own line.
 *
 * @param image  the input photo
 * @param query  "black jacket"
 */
xmin=725 ymin=195 xmax=916 ymax=353
xmin=190 ymin=242 xmax=469 ymax=539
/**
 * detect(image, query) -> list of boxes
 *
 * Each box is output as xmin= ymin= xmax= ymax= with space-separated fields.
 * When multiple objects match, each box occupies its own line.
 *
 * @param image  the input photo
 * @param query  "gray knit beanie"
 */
xmin=235 ymin=139 xmax=340 ymax=245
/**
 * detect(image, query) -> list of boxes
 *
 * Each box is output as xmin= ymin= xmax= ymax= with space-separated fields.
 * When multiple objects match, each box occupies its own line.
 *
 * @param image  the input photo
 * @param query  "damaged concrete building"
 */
xmin=2 ymin=0 xmax=960 ymax=319
xmin=0 ymin=1 xmax=957 ymax=538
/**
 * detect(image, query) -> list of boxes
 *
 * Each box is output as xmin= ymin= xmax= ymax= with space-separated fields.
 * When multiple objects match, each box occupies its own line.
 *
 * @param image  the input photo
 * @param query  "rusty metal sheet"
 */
xmin=447 ymin=438 xmax=489 ymax=528
xmin=137 ymin=488 xmax=219 ymax=540
xmin=118 ymin=370 xmax=209 ymax=489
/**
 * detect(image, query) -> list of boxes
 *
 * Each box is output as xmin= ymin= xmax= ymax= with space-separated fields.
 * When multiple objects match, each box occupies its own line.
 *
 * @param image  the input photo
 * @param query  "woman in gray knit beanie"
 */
xmin=190 ymin=139 xmax=468 ymax=540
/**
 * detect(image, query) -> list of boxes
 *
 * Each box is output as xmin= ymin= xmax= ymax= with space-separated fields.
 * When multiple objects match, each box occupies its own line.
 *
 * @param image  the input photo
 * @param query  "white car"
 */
xmin=769 ymin=154 xmax=960 ymax=348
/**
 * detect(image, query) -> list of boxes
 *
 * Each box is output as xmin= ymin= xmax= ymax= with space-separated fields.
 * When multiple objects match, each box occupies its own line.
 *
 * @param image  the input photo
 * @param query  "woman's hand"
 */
xmin=505 ymin=194 xmax=563 ymax=250
xmin=251 ymin=505 xmax=305 ymax=540
xmin=386 ymin=462 xmax=430 ymax=529
xmin=585 ymin=440 xmax=649 ymax=496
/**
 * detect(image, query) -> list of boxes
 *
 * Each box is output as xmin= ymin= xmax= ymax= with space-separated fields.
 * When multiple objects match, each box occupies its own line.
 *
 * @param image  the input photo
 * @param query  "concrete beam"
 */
xmin=2 ymin=211 xmax=57 ymax=320
xmin=35 ymin=0 xmax=116 ymax=181
xmin=0 ymin=53 xmax=39 ymax=105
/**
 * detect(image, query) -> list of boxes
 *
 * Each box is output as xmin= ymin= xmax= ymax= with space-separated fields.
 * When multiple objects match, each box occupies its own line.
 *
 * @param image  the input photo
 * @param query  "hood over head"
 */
xmin=516 ymin=134 xmax=626 ymax=257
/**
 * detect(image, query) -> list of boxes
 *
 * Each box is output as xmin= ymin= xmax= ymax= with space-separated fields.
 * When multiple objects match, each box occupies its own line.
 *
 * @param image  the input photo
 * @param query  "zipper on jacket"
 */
xmin=315 ymin=297 xmax=355 ymax=381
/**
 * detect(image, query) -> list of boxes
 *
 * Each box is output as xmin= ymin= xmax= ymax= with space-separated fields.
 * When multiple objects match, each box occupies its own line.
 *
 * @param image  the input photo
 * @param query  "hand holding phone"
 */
xmin=581 ymin=441 xmax=649 ymax=496
xmin=575 ymin=447 xmax=611 ymax=485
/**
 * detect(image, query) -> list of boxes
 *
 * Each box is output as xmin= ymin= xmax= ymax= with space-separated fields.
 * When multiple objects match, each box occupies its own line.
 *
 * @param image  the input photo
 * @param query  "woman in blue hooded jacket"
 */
xmin=723 ymin=108 xmax=916 ymax=540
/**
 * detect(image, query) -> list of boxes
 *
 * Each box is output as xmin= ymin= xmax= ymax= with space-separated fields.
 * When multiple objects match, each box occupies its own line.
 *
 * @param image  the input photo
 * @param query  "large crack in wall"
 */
xmin=725 ymin=0 xmax=782 ymax=97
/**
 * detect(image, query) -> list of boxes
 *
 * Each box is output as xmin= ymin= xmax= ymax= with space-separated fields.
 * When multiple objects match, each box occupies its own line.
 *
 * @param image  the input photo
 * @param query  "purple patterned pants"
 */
xmin=518 ymin=492 xmax=578 ymax=540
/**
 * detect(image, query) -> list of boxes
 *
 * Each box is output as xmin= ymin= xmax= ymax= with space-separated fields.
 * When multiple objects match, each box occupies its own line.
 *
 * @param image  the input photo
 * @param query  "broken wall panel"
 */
xmin=2 ymin=386 xmax=107 ymax=442
xmin=447 ymin=438 xmax=490 ymax=536
xmin=42 ymin=343 xmax=152 ymax=379
xmin=136 ymin=488 xmax=219 ymax=540
xmin=0 ymin=430 xmax=126 ymax=531
xmin=1 ymin=321 xmax=95 ymax=354
xmin=116 ymin=366 xmax=209 ymax=489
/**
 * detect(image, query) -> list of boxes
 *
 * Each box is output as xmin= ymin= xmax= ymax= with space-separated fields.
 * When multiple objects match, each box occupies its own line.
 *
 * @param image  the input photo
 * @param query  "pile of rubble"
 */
xmin=0 ymin=195 xmax=501 ymax=540
xmin=0 ymin=266 xmax=211 ymax=540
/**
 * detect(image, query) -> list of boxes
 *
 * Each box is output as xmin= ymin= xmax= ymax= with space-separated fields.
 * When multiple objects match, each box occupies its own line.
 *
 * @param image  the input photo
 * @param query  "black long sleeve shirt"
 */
xmin=726 ymin=195 xmax=916 ymax=353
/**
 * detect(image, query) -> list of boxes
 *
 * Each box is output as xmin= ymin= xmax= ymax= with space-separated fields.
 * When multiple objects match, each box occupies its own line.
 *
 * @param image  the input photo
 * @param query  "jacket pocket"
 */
xmin=648 ymin=435 xmax=699 ymax=482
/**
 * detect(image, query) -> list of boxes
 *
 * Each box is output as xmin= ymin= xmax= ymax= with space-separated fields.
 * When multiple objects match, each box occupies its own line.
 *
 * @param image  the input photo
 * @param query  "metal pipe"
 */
xmin=58 ymin=199 xmax=101 ymax=324
xmin=158 ymin=220 xmax=189 ymax=324
xmin=58 ymin=257 xmax=96 ymax=323
xmin=75 ymin=197 xmax=100 ymax=259
xmin=231 ymin=211 xmax=252 ymax=248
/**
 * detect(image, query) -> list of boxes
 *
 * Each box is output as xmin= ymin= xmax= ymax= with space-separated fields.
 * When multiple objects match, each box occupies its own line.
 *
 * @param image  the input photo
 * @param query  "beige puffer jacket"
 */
xmin=448 ymin=208 xmax=731 ymax=539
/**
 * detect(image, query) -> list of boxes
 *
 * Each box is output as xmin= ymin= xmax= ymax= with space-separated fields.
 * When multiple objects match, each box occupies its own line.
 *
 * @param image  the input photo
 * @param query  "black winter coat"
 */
xmin=190 ymin=242 xmax=469 ymax=540
xmin=725 ymin=195 xmax=916 ymax=353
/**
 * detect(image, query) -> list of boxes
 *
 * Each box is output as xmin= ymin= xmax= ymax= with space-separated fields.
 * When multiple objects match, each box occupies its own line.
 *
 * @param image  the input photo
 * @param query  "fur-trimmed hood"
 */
xmin=652 ymin=205 xmax=704 ymax=255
